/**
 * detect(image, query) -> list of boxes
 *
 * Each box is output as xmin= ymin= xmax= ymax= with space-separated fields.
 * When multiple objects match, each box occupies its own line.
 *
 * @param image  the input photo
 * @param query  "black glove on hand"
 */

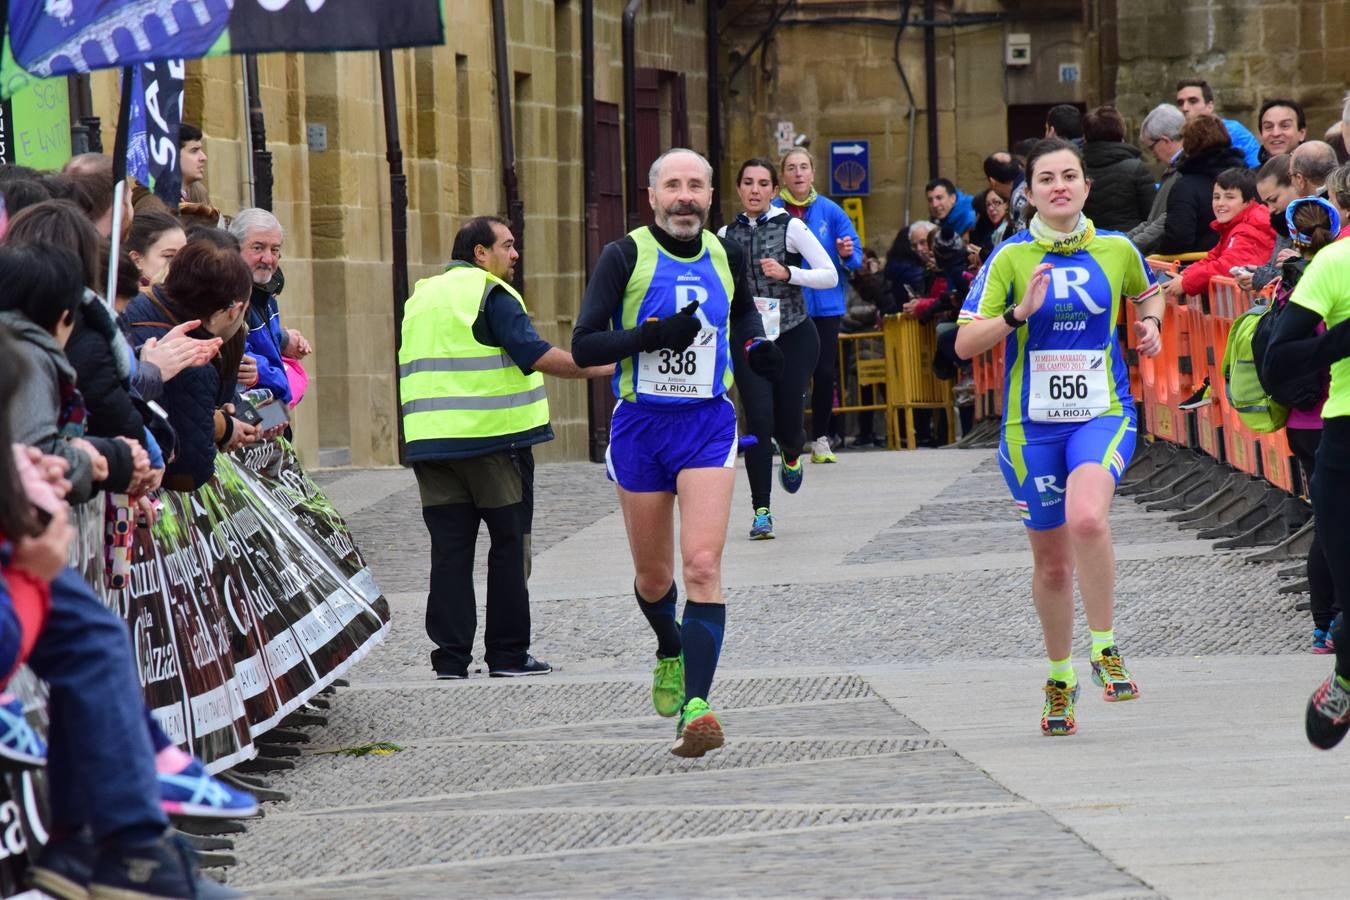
xmin=639 ymin=300 xmax=703 ymax=353
xmin=746 ymin=338 xmax=784 ymax=382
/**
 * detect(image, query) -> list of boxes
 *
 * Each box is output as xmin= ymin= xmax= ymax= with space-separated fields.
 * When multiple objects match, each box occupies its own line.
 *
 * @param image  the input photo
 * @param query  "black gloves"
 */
xmin=746 ymin=338 xmax=784 ymax=382
xmin=639 ymin=300 xmax=703 ymax=352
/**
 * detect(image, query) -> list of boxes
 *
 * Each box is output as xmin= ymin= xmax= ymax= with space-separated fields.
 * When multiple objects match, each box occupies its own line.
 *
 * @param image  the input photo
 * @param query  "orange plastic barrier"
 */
xmin=969 ymin=263 xmax=1300 ymax=498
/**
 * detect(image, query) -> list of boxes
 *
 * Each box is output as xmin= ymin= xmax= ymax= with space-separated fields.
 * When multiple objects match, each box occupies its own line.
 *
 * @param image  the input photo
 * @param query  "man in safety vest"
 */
xmin=399 ymin=216 xmax=611 ymax=680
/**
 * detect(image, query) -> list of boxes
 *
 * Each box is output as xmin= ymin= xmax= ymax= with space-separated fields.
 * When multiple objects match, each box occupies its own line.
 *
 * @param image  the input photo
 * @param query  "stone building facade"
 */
xmin=78 ymin=0 xmax=1350 ymax=464
xmin=89 ymin=0 xmax=712 ymax=467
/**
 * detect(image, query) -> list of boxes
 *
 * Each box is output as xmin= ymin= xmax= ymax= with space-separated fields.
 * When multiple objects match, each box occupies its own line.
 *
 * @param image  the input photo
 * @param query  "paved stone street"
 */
xmin=229 ymin=446 xmax=1350 ymax=898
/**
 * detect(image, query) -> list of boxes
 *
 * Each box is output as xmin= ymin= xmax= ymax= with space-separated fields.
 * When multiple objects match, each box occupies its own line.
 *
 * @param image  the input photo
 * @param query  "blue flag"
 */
xmin=7 ymin=1 xmax=232 ymax=79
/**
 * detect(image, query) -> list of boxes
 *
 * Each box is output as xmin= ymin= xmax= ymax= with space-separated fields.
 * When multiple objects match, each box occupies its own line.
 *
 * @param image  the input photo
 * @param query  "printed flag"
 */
xmin=2 ymin=1 xmax=444 ymax=98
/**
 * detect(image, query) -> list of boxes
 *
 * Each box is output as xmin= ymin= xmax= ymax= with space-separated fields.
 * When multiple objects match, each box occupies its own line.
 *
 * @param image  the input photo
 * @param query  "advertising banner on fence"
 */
xmin=64 ymin=439 xmax=388 ymax=769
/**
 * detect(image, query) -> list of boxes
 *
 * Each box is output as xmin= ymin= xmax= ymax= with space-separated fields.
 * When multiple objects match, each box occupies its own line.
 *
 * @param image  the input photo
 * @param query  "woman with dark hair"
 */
xmin=123 ymin=238 xmax=257 ymax=491
xmin=718 ymin=157 xmax=837 ymax=538
xmin=6 ymin=200 xmax=157 ymax=495
xmin=1082 ymin=105 xmax=1156 ymax=233
xmin=126 ymin=209 xmax=186 ymax=288
xmin=0 ymin=243 xmax=133 ymax=502
xmin=955 ymin=138 xmax=1165 ymax=737
xmin=1160 ymin=114 xmax=1248 ymax=254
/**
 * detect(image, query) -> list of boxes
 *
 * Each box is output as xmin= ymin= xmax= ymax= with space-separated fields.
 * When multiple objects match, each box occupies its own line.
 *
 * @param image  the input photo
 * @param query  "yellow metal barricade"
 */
xmin=883 ymin=315 xmax=955 ymax=448
xmin=833 ymin=330 xmax=890 ymax=443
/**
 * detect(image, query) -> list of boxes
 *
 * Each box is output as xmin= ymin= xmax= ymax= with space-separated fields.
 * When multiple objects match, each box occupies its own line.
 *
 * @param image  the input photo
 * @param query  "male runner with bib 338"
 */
xmin=955 ymin=138 xmax=1165 ymax=737
xmin=572 ymin=148 xmax=783 ymax=757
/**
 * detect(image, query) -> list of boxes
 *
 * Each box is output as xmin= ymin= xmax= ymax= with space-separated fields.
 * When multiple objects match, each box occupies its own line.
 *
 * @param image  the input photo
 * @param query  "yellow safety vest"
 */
xmin=398 ymin=263 xmax=550 ymax=460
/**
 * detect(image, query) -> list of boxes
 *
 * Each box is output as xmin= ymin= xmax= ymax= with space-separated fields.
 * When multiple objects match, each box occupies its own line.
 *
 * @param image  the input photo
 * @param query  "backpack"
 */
xmin=1222 ymin=303 xmax=1288 ymax=433
xmin=1251 ymin=259 xmax=1325 ymax=410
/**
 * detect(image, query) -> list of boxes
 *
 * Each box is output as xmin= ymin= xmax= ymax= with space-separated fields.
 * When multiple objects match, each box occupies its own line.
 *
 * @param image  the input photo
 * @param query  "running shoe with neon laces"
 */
xmin=1041 ymin=679 xmax=1079 ymax=736
xmin=778 ymin=456 xmax=804 ymax=493
xmin=0 ymin=696 xmax=46 ymax=768
xmin=749 ymin=508 xmax=775 ymax=540
xmin=1307 ymin=674 xmax=1350 ymax=749
xmin=160 ymin=758 xmax=260 ymax=819
xmin=1313 ymin=627 xmax=1334 ymax=654
xmin=810 ymin=436 xmax=837 ymax=464
xmin=651 ymin=654 xmax=684 ymax=718
xmin=1090 ymin=646 xmax=1139 ymax=701
xmin=672 ymin=697 xmax=724 ymax=758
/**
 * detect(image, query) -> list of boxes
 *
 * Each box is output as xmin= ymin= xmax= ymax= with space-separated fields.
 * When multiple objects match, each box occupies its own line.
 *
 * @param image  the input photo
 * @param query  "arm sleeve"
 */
xmin=1129 ymin=211 xmax=1166 ymax=253
xmin=8 ymin=351 xmax=94 ymax=501
xmin=244 ymin=330 xmax=292 ymax=404
xmin=785 ymin=218 xmax=840 ymax=289
xmin=1135 ymin=165 xmax=1157 ymax=222
xmin=833 ymin=206 xmax=864 ymax=272
xmin=956 ymin=249 xmax=1013 ymax=324
xmin=162 ymin=367 xmax=221 ymax=491
xmin=1263 ymin=303 xmax=1350 ymax=383
xmin=1122 ymin=241 xmax=1162 ymax=301
xmin=725 ymin=239 xmax=765 ymax=345
xmin=132 ymin=359 xmax=163 ymax=402
xmin=571 ymin=240 xmax=646 ymax=368
xmin=87 ymin=435 xmax=134 ymax=493
xmin=69 ymin=334 xmax=145 ymax=441
xmin=482 ymin=288 xmax=551 ymax=373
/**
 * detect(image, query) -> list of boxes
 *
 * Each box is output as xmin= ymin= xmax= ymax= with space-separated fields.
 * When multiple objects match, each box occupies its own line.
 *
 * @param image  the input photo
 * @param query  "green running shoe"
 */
xmin=672 ymin=697 xmax=724 ymax=758
xmin=1041 ymin=679 xmax=1079 ymax=736
xmin=651 ymin=655 xmax=685 ymax=718
xmin=1090 ymin=646 xmax=1139 ymax=702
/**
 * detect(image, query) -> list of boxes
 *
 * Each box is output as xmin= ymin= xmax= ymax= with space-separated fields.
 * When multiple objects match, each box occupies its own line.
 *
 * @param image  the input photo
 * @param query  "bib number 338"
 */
xmin=638 ymin=328 xmax=717 ymax=398
xmin=1028 ymin=350 xmax=1110 ymax=422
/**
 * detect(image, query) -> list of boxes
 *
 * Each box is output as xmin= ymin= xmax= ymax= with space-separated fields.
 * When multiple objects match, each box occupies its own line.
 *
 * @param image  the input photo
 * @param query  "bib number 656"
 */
xmin=1048 ymin=374 xmax=1089 ymax=400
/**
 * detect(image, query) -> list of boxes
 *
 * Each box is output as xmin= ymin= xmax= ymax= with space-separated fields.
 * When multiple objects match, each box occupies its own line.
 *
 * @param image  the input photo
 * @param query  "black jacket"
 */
xmin=1083 ymin=141 xmax=1156 ymax=233
xmin=123 ymin=290 xmax=227 ymax=492
xmin=1160 ymin=146 xmax=1247 ymax=255
xmin=64 ymin=296 xmax=144 ymax=442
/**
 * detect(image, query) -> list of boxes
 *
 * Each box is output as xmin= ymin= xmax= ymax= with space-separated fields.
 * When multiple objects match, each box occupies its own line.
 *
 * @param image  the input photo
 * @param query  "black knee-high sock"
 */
xmin=681 ymin=600 xmax=725 ymax=703
xmin=637 ymin=582 xmax=681 ymax=658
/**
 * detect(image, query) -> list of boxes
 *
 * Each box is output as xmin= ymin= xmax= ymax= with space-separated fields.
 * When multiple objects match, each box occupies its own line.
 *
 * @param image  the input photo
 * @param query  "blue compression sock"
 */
xmin=637 ymin=582 xmax=682 ymax=659
xmin=681 ymin=600 xmax=726 ymax=702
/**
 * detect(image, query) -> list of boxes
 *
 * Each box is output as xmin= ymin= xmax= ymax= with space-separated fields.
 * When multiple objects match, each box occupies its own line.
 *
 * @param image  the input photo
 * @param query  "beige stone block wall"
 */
xmin=1113 ymin=0 xmax=1350 ymax=137
xmin=79 ymin=0 xmax=713 ymax=466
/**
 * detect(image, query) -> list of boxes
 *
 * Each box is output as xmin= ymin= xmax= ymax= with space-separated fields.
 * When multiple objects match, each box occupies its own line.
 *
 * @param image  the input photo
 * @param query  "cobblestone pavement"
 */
xmin=232 ymin=446 xmax=1316 ymax=897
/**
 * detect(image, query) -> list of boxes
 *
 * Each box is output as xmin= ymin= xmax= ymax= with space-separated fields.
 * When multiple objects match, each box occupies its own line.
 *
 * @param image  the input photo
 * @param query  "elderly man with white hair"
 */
xmin=227 ymin=207 xmax=312 ymax=407
xmin=1127 ymin=104 xmax=1186 ymax=254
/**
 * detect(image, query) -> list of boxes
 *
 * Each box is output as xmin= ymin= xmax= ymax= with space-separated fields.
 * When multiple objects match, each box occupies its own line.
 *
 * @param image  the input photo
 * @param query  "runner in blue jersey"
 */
xmin=572 ymin=148 xmax=783 ymax=757
xmin=955 ymin=138 xmax=1166 ymax=737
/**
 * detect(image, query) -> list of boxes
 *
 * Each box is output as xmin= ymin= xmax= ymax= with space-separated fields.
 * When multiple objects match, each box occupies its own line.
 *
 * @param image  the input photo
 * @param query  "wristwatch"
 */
xmin=1003 ymin=307 xmax=1024 ymax=328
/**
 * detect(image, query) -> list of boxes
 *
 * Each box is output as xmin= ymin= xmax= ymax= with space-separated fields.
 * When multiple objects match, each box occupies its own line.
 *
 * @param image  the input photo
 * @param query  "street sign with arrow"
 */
xmin=830 ymin=139 xmax=869 ymax=196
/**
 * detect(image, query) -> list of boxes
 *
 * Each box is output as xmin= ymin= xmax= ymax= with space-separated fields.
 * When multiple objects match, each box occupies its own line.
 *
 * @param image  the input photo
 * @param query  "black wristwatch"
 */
xmin=1003 ymin=307 xmax=1024 ymax=328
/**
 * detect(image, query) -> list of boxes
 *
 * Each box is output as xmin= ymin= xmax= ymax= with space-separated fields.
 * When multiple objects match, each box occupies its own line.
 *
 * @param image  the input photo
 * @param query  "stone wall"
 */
xmin=88 ymin=0 xmax=710 ymax=466
xmin=1110 ymin=0 xmax=1350 ymax=142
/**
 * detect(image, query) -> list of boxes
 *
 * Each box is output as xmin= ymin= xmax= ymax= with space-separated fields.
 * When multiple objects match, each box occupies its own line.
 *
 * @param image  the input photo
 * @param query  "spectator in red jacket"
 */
xmin=1163 ymin=167 xmax=1276 ymax=299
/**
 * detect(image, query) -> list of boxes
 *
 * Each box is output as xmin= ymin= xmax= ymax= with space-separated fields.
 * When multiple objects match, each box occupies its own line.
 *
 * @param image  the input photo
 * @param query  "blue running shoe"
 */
xmin=749 ymin=508 xmax=775 ymax=540
xmin=778 ymin=456 xmax=804 ymax=494
xmin=90 ymin=833 xmax=243 ymax=899
xmin=0 ymin=697 xmax=45 ymax=768
xmin=1314 ymin=627 xmax=1333 ymax=654
xmin=1329 ymin=613 xmax=1342 ymax=651
xmin=160 ymin=759 xmax=259 ymax=819
xmin=29 ymin=833 xmax=96 ymax=900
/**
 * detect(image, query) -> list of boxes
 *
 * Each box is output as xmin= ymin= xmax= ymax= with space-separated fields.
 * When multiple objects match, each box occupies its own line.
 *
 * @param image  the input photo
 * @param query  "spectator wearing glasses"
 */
xmin=1174 ymin=79 xmax=1261 ymax=168
xmin=1129 ymin=104 xmax=1186 ymax=254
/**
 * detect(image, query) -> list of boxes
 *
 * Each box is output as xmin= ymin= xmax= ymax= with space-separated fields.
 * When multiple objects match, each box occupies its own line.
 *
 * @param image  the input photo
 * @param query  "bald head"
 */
xmin=1292 ymin=140 xmax=1338 ymax=194
xmin=647 ymin=148 xmax=714 ymax=240
xmin=648 ymin=148 xmax=713 ymax=188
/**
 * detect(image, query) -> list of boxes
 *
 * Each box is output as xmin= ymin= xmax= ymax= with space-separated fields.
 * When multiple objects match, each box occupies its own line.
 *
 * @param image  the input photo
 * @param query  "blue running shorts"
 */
xmin=997 ymin=410 xmax=1137 ymax=530
xmin=605 ymin=397 xmax=738 ymax=493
